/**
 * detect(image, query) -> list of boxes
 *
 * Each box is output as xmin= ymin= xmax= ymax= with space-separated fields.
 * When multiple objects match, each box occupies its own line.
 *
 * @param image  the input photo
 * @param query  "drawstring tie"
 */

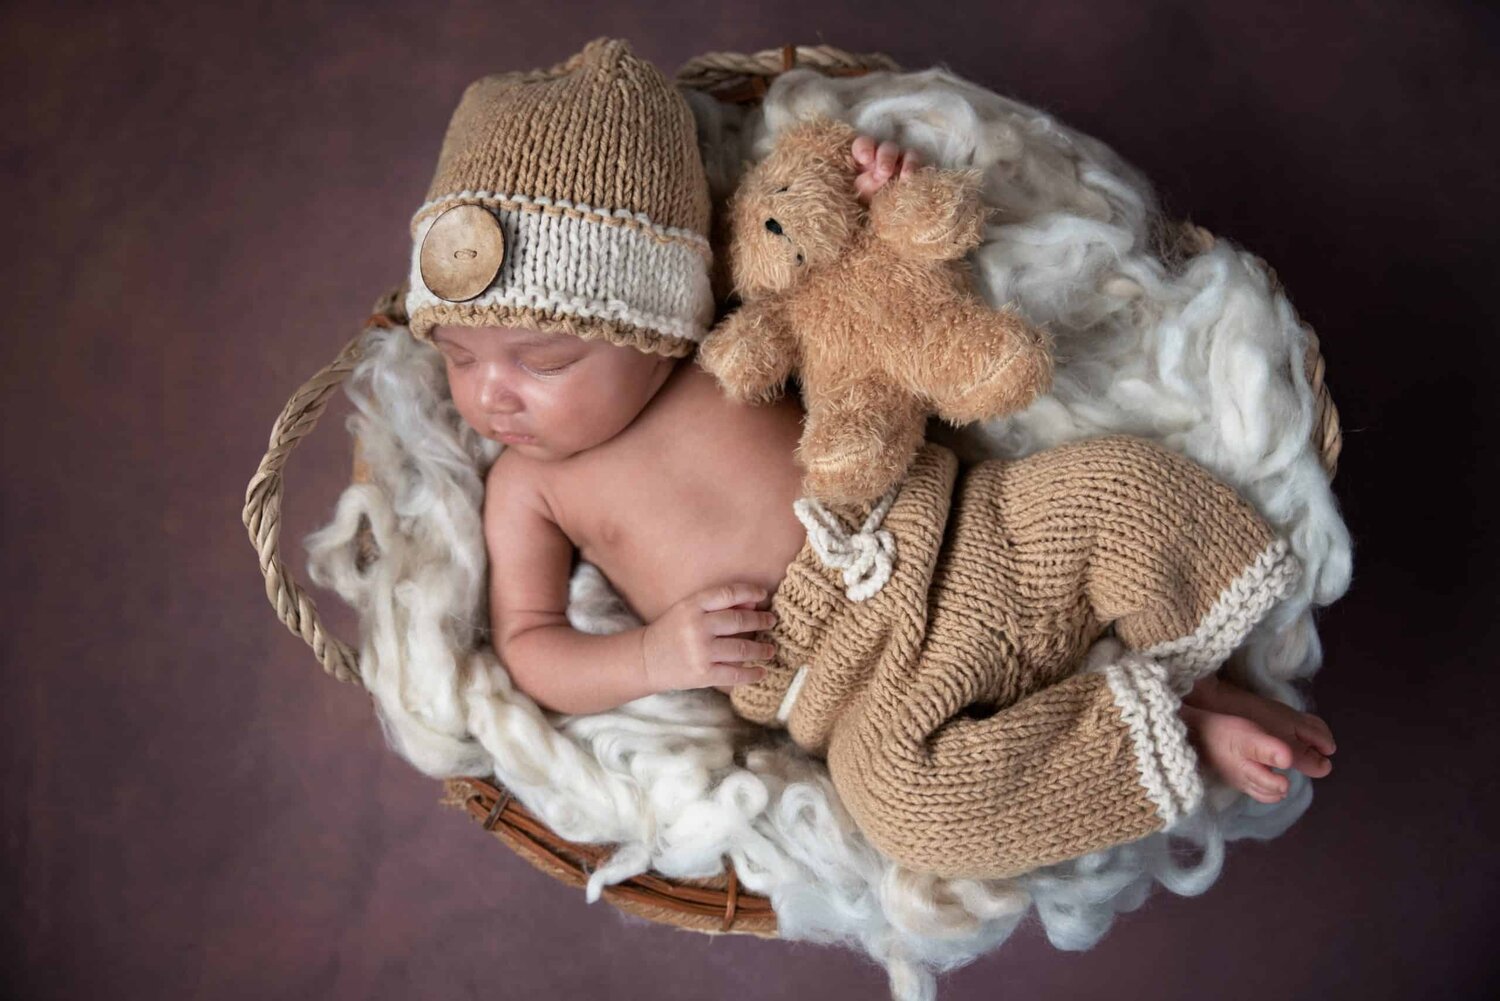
xmin=792 ymin=485 xmax=900 ymax=602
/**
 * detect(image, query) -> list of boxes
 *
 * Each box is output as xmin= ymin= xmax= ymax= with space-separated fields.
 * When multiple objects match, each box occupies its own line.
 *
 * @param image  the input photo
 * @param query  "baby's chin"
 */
xmin=472 ymin=422 xmax=608 ymax=461
xmin=491 ymin=433 xmax=577 ymax=461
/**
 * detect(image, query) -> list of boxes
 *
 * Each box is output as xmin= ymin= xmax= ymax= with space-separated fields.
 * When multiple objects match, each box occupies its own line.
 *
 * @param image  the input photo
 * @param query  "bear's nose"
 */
xmin=764 ymin=218 xmax=783 ymax=236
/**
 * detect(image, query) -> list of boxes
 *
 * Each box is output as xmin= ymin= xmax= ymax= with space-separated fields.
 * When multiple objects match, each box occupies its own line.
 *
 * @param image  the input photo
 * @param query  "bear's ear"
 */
xmin=774 ymin=113 xmax=860 ymax=173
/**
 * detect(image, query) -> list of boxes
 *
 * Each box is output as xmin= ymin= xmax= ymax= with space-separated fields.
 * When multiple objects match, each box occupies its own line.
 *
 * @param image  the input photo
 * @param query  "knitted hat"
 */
xmin=403 ymin=37 xmax=715 ymax=358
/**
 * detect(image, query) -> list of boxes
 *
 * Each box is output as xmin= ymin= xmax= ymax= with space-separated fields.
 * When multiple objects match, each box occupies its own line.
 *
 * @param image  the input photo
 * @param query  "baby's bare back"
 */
xmin=523 ymin=359 xmax=809 ymax=689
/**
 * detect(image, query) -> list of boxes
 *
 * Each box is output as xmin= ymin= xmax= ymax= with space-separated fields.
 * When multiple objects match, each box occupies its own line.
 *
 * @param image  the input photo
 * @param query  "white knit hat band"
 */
xmin=404 ymin=193 xmax=715 ymax=349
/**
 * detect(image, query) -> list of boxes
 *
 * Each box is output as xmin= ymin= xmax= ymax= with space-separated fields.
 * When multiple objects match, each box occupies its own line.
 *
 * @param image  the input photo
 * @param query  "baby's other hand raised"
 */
xmin=853 ymin=135 xmax=922 ymax=205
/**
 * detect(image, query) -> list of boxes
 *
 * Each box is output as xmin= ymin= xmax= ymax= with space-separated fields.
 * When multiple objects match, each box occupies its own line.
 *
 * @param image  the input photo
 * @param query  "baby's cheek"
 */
xmin=458 ymin=395 xmax=500 ymax=440
xmin=451 ymin=389 xmax=483 ymax=427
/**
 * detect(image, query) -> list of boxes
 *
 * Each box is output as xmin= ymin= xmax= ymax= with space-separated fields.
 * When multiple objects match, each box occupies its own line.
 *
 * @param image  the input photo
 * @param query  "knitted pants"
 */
xmin=729 ymin=435 xmax=1303 ymax=880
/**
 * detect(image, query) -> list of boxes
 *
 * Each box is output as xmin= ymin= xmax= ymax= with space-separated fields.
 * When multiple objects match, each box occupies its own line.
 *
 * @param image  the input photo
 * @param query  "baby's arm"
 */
xmin=696 ymin=297 xmax=798 ymax=405
xmin=485 ymin=452 xmax=777 ymax=715
xmin=485 ymin=452 xmax=658 ymax=716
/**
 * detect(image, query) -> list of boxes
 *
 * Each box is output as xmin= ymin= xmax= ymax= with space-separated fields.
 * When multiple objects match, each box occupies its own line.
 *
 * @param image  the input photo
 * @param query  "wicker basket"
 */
xmin=242 ymin=44 xmax=1342 ymax=941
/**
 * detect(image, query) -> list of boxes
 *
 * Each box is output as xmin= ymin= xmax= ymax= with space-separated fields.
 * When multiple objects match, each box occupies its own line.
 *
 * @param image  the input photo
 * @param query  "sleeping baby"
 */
xmin=404 ymin=38 xmax=1335 ymax=880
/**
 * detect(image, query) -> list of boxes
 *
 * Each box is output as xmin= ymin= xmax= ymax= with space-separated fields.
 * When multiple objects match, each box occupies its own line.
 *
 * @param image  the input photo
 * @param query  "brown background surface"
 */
xmin=3 ymin=1 xmax=1497 ymax=998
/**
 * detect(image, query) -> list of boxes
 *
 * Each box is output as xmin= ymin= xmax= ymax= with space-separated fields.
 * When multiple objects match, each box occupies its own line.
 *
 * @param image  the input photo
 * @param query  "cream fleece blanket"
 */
xmin=303 ymin=64 xmax=1352 ymax=1001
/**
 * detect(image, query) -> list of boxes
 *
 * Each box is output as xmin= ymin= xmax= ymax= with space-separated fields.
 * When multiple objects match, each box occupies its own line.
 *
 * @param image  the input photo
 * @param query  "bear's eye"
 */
xmin=775 ymin=185 xmax=789 ymax=194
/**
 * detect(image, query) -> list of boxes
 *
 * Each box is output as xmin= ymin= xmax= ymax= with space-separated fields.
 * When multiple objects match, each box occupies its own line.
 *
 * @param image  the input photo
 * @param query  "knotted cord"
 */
xmin=791 ymin=485 xmax=901 ymax=601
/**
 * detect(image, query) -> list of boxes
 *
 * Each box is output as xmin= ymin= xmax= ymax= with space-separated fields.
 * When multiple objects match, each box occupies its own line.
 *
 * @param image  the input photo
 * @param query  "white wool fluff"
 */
xmin=303 ymin=64 xmax=1352 ymax=1001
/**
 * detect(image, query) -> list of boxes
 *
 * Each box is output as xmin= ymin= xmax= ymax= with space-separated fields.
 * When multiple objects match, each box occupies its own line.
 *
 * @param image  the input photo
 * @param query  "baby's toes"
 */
xmin=1295 ymin=712 xmax=1337 ymax=757
xmin=1239 ymin=775 xmax=1286 ymax=804
xmin=1289 ymin=736 xmax=1334 ymax=778
xmin=1241 ymin=734 xmax=1292 ymax=799
xmin=1297 ymin=748 xmax=1333 ymax=779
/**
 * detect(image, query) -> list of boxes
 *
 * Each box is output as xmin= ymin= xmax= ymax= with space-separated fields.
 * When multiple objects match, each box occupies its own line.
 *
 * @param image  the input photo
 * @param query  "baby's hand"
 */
xmin=852 ymin=135 xmax=922 ymax=205
xmin=641 ymin=582 xmax=778 ymax=693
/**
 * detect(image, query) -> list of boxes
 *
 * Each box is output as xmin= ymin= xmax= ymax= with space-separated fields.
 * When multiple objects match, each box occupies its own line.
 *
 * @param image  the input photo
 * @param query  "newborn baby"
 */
xmin=441 ymin=135 xmax=1336 ymax=866
xmin=402 ymin=38 xmax=1333 ymax=880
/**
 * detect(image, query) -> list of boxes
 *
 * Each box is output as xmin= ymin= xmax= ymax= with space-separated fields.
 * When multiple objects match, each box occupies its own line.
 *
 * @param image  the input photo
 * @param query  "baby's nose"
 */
xmin=486 ymin=395 xmax=521 ymax=415
xmin=479 ymin=379 xmax=520 ymax=413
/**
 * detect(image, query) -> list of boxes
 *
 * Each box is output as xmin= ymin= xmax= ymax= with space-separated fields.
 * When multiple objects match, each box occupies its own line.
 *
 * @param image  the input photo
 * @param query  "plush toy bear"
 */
xmin=696 ymin=114 xmax=1055 ymax=505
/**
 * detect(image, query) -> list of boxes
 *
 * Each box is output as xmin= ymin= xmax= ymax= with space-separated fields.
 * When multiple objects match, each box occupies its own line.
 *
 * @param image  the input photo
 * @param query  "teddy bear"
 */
xmin=696 ymin=113 xmax=1055 ymax=505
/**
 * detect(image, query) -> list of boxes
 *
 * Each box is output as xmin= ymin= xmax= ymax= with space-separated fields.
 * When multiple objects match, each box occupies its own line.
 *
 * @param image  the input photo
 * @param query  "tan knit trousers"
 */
xmin=730 ymin=435 xmax=1303 ymax=880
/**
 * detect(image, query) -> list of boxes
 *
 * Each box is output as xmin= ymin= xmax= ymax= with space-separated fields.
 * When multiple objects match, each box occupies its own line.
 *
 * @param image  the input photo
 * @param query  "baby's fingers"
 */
xmin=873 ymin=139 xmax=904 ymax=179
xmin=852 ymin=137 xmax=899 ymax=176
xmin=697 ymin=582 xmax=768 ymax=612
xmin=854 ymin=170 xmax=883 ymax=201
xmin=1282 ymin=711 xmax=1335 ymax=777
xmin=710 ymin=635 xmax=776 ymax=663
xmin=707 ymin=606 xmax=778 ymax=636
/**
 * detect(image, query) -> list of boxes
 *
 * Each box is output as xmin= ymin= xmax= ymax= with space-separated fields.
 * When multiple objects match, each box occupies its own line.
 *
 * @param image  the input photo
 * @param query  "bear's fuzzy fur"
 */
xmin=697 ymin=114 xmax=1055 ymax=504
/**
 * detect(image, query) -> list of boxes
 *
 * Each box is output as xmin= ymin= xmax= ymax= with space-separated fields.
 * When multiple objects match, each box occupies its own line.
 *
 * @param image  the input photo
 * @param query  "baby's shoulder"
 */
xmin=486 ymin=442 xmax=531 ymax=482
xmin=483 ymin=447 xmax=553 ymax=527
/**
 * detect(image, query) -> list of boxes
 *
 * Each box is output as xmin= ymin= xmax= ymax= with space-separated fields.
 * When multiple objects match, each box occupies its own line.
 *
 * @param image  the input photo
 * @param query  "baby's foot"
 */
xmin=1186 ymin=675 xmax=1336 ymax=781
xmin=1179 ymin=705 xmax=1302 ymax=804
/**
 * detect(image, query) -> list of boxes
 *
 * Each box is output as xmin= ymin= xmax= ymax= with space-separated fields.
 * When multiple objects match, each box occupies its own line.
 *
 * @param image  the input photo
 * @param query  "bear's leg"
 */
xmin=798 ymin=382 xmax=928 ymax=504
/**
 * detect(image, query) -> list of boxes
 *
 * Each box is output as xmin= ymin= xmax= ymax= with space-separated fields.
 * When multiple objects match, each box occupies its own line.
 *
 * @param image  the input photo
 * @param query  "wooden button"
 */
xmin=419 ymin=204 xmax=505 ymax=301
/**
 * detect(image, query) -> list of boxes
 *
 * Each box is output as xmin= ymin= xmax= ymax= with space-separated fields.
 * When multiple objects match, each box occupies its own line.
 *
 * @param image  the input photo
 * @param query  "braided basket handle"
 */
xmin=675 ymin=43 xmax=901 ymax=102
xmin=241 ymin=287 xmax=409 ymax=687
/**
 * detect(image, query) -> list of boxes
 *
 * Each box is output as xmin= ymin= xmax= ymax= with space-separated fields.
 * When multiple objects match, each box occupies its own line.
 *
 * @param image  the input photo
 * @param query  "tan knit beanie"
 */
xmin=403 ymin=36 xmax=715 ymax=358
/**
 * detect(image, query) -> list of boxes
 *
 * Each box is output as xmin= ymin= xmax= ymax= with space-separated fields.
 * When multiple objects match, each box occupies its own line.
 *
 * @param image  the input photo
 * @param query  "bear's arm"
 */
xmin=869 ymin=166 xmax=988 ymax=263
xmin=695 ymin=297 xmax=799 ymax=405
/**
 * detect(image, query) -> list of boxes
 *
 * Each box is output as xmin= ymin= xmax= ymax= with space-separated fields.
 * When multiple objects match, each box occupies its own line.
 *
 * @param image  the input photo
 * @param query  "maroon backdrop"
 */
xmin=3 ymin=2 xmax=1497 ymax=998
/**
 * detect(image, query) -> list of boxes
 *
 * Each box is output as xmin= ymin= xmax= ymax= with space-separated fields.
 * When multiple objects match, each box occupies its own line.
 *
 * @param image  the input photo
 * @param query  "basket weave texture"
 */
xmin=242 ymin=44 xmax=1342 ymax=940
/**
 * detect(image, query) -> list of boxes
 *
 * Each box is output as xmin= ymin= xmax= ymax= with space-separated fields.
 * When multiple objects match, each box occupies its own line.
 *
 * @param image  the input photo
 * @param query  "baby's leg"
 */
xmin=819 ymin=435 xmax=1301 ymax=879
xmin=825 ymin=647 xmax=1199 ymax=879
xmin=992 ymin=434 xmax=1304 ymax=698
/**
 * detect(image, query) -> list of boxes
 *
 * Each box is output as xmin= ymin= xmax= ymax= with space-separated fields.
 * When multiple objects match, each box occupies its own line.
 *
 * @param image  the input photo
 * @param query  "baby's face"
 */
xmin=431 ymin=324 xmax=676 ymax=460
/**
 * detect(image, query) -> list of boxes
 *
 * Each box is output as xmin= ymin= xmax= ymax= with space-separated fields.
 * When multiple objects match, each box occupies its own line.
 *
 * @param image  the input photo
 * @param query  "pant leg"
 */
xmin=968 ymin=433 xmax=1305 ymax=700
xmin=822 ymin=434 xmax=1303 ymax=880
xmin=825 ymin=656 xmax=1193 ymax=879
